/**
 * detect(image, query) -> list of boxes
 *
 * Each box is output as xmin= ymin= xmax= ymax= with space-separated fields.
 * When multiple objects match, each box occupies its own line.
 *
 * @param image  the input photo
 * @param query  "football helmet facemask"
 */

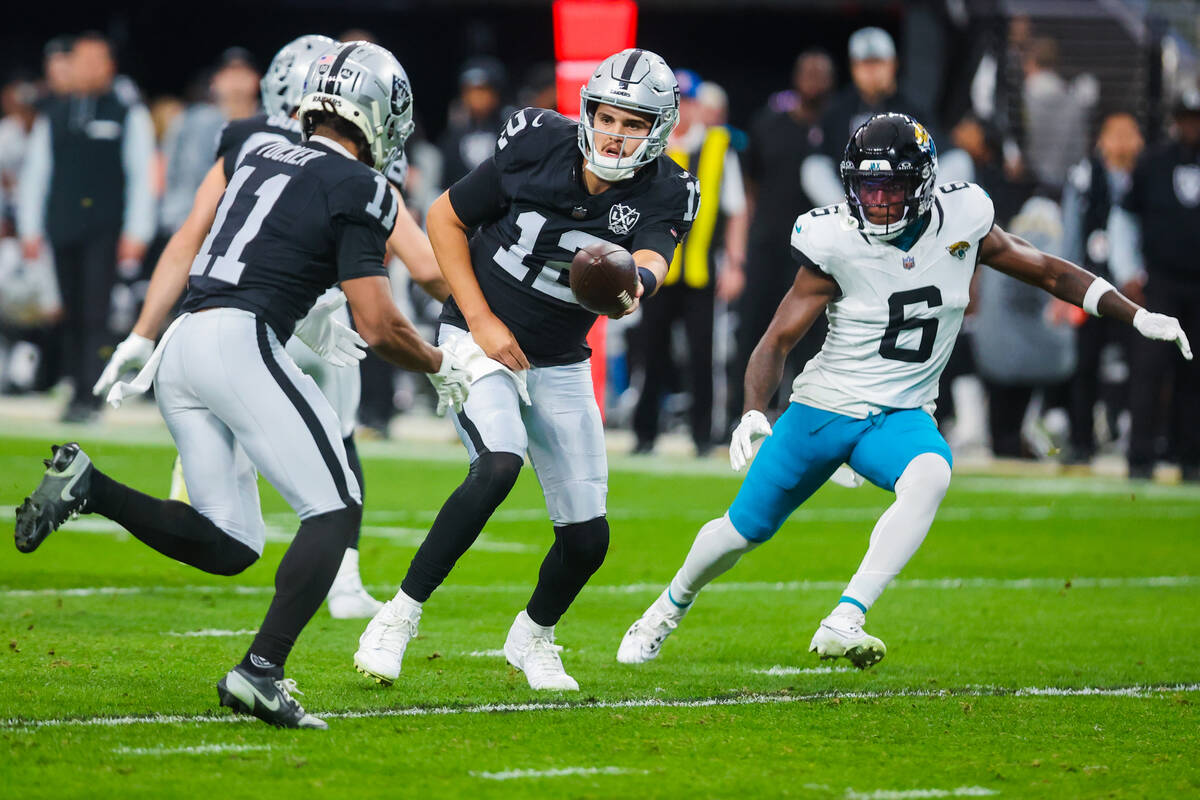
xmin=298 ymin=41 xmax=415 ymax=173
xmin=261 ymin=34 xmax=337 ymax=118
xmin=840 ymin=112 xmax=938 ymax=238
xmin=578 ymin=48 xmax=679 ymax=182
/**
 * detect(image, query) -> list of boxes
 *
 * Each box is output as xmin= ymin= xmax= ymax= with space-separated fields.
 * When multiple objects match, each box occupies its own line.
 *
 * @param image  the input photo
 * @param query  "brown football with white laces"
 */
xmin=569 ymin=242 xmax=638 ymax=316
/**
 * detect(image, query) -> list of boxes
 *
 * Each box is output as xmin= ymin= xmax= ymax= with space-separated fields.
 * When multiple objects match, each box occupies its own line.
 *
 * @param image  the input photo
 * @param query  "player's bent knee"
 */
xmin=554 ymin=516 xmax=610 ymax=575
xmin=467 ymin=451 xmax=524 ymax=503
xmin=211 ymin=537 xmax=260 ymax=576
xmin=897 ymin=452 xmax=953 ymax=500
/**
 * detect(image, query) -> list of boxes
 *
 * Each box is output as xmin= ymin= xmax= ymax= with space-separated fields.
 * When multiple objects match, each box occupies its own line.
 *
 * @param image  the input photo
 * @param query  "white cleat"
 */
xmin=503 ymin=610 xmax=579 ymax=691
xmin=328 ymin=585 xmax=384 ymax=619
xmin=617 ymin=592 xmax=685 ymax=664
xmin=327 ymin=550 xmax=383 ymax=619
xmin=353 ymin=595 xmax=421 ymax=685
xmin=808 ymin=611 xmax=886 ymax=670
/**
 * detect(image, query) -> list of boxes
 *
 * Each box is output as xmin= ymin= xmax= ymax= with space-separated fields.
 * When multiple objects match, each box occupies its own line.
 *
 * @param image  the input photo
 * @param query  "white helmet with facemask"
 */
xmin=261 ymin=35 xmax=337 ymax=118
xmin=578 ymin=48 xmax=679 ymax=182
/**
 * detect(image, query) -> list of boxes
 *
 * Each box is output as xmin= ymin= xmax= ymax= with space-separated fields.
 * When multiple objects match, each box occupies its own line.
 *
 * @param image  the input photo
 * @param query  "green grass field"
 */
xmin=1 ymin=431 xmax=1198 ymax=798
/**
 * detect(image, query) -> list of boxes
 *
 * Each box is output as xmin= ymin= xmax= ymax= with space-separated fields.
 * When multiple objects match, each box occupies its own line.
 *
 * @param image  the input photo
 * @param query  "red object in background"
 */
xmin=553 ymin=0 xmax=638 ymax=416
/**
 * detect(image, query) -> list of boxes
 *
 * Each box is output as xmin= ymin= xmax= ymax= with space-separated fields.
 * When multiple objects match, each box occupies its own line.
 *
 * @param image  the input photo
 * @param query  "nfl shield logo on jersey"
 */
xmin=609 ymin=204 xmax=640 ymax=235
xmin=1173 ymin=165 xmax=1200 ymax=208
xmin=902 ymin=255 xmax=915 ymax=270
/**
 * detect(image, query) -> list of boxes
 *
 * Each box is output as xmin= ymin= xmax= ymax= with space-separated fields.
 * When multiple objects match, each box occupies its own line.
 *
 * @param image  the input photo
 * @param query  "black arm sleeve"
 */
xmin=631 ymin=228 xmax=681 ymax=264
xmin=447 ymin=157 xmax=508 ymax=228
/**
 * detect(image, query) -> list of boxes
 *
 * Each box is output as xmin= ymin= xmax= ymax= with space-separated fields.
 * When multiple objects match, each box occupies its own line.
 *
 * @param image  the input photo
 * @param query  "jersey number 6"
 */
xmin=879 ymin=286 xmax=941 ymax=363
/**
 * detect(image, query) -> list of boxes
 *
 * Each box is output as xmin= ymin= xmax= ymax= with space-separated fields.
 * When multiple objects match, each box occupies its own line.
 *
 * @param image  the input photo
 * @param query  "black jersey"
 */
xmin=440 ymin=108 xmax=696 ymax=366
xmin=182 ymin=136 xmax=396 ymax=339
xmin=214 ymin=113 xmax=302 ymax=175
xmin=1121 ymin=141 xmax=1200 ymax=279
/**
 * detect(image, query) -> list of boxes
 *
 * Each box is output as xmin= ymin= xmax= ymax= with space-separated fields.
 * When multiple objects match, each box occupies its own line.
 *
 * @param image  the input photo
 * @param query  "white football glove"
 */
xmin=427 ymin=346 xmax=471 ymax=416
xmin=293 ymin=292 xmax=367 ymax=368
xmin=829 ymin=464 xmax=865 ymax=488
xmin=93 ymin=332 xmax=155 ymax=397
xmin=729 ymin=409 xmax=773 ymax=472
xmin=1133 ymin=309 xmax=1192 ymax=360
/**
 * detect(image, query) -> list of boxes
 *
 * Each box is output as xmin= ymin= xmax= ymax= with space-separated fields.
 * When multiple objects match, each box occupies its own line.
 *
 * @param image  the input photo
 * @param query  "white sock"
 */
xmin=839 ymin=453 xmax=951 ymax=613
xmin=518 ymin=608 xmax=554 ymax=637
xmin=667 ymin=513 xmax=760 ymax=608
xmin=391 ymin=587 xmax=423 ymax=609
xmin=331 ymin=548 xmax=361 ymax=590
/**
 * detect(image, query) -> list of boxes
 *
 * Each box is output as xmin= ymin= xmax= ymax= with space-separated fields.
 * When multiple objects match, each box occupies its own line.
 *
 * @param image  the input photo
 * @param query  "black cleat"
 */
xmin=14 ymin=443 xmax=93 ymax=553
xmin=217 ymin=665 xmax=328 ymax=729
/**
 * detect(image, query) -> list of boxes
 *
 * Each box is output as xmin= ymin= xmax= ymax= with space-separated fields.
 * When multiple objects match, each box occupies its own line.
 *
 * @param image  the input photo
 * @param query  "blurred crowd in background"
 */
xmin=0 ymin=3 xmax=1198 ymax=480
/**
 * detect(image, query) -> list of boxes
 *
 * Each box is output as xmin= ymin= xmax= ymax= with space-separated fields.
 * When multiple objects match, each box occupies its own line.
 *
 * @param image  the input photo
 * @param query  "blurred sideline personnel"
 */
xmin=438 ymin=56 xmax=509 ymax=188
xmin=1060 ymin=112 xmax=1143 ymax=464
xmin=731 ymin=50 xmax=835 ymax=427
xmin=17 ymin=32 xmax=155 ymax=422
xmin=633 ymin=68 xmax=747 ymax=455
xmin=802 ymin=27 xmax=971 ymax=208
xmin=15 ymin=42 xmax=470 ymax=729
xmin=1111 ymin=87 xmax=1200 ymax=481
xmin=93 ymin=36 xmax=450 ymax=618
xmin=618 ymin=113 xmax=1191 ymax=669
xmin=355 ymin=48 xmax=694 ymax=691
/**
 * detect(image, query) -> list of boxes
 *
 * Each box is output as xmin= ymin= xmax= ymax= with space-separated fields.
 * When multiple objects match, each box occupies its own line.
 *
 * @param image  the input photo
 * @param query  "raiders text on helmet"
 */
xmin=840 ymin=112 xmax=938 ymax=238
xmin=578 ymin=48 xmax=679 ymax=182
xmin=297 ymin=41 xmax=415 ymax=173
xmin=261 ymin=35 xmax=337 ymax=118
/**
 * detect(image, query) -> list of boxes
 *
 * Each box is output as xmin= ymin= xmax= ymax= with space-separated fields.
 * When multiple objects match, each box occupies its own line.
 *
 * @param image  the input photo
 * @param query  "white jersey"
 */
xmin=788 ymin=181 xmax=995 ymax=418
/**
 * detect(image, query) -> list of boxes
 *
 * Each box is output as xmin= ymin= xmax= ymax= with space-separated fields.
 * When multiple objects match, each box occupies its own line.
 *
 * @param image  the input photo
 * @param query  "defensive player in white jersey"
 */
xmin=617 ymin=113 xmax=1192 ymax=669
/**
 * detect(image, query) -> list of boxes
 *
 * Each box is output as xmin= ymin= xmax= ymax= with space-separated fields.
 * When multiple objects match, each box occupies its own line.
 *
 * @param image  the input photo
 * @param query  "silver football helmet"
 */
xmin=261 ymin=34 xmax=337 ymax=118
xmin=297 ymin=41 xmax=415 ymax=173
xmin=578 ymin=48 xmax=679 ymax=181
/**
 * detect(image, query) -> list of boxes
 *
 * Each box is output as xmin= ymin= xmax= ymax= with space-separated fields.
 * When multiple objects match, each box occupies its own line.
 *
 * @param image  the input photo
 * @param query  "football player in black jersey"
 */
xmin=355 ymin=48 xmax=698 ymax=691
xmin=93 ymin=35 xmax=450 ymax=620
xmin=15 ymin=42 xmax=470 ymax=729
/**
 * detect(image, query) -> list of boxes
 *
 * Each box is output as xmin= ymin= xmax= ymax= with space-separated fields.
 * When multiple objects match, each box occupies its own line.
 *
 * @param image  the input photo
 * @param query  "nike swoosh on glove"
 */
xmin=93 ymin=333 xmax=155 ymax=397
xmin=1133 ymin=308 xmax=1192 ymax=360
xmin=427 ymin=347 xmax=471 ymax=416
xmin=729 ymin=410 xmax=773 ymax=471
xmin=293 ymin=292 xmax=367 ymax=368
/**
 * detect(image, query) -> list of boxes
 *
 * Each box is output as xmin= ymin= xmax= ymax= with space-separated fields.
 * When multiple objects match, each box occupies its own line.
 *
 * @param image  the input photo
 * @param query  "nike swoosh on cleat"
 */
xmin=60 ymin=483 xmax=77 ymax=503
xmin=233 ymin=673 xmax=281 ymax=712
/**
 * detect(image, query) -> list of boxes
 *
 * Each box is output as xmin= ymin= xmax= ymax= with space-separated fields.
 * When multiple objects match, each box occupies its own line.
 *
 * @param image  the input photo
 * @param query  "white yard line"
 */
xmin=3 ymin=683 xmax=1197 ymax=731
xmin=754 ymin=665 xmax=854 ymax=676
xmin=466 ymin=649 xmax=507 ymax=657
xmin=470 ymin=766 xmax=646 ymax=780
xmin=112 ymin=743 xmax=271 ymax=756
xmin=4 ymin=574 xmax=1197 ymax=600
xmin=834 ymin=788 xmax=998 ymax=800
xmin=165 ymin=629 xmax=257 ymax=638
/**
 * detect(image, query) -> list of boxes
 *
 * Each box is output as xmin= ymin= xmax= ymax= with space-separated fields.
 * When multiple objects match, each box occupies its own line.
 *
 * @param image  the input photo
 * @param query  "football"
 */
xmin=569 ymin=242 xmax=638 ymax=316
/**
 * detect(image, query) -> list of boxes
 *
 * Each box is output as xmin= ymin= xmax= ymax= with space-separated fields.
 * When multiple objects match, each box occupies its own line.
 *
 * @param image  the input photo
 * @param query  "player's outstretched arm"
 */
xmin=387 ymin=196 xmax=450 ymax=302
xmin=979 ymin=223 xmax=1192 ymax=359
xmin=342 ymin=275 xmax=441 ymax=372
xmin=743 ymin=266 xmax=839 ymax=413
xmin=427 ymin=190 xmax=529 ymax=371
xmin=93 ymin=160 xmax=229 ymax=399
xmin=131 ymin=161 xmax=228 ymax=339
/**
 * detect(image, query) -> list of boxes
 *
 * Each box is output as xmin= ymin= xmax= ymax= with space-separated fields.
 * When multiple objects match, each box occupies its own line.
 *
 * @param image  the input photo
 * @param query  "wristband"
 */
xmin=637 ymin=266 xmax=658 ymax=297
xmin=1082 ymin=277 xmax=1115 ymax=317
